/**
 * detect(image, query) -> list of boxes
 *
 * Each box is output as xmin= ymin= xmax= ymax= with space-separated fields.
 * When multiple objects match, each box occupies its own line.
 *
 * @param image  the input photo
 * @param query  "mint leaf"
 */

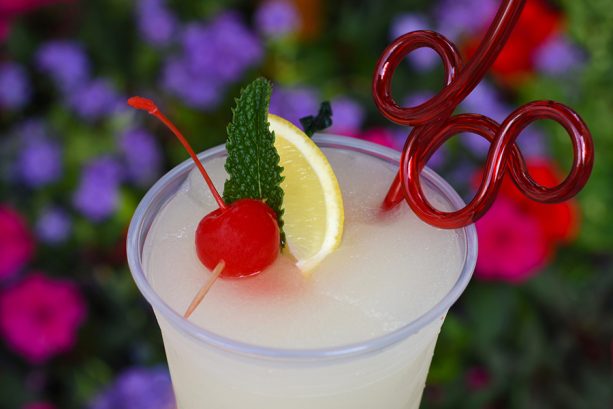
xmin=300 ymin=101 xmax=333 ymax=137
xmin=223 ymin=78 xmax=285 ymax=243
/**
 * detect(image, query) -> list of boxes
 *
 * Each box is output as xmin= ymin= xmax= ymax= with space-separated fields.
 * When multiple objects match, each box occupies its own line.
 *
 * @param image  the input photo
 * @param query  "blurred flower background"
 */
xmin=0 ymin=0 xmax=612 ymax=408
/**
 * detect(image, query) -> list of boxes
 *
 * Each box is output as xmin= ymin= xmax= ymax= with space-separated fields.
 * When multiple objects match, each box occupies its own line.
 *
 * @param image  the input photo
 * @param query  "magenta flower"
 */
xmin=0 ymin=206 xmax=34 ymax=282
xmin=23 ymin=403 xmax=56 ymax=409
xmin=465 ymin=366 xmax=491 ymax=391
xmin=0 ymin=273 xmax=86 ymax=363
xmin=356 ymin=127 xmax=404 ymax=150
xmin=0 ymin=0 xmax=74 ymax=42
xmin=0 ymin=0 xmax=71 ymax=14
xmin=475 ymin=197 xmax=551 ymax=283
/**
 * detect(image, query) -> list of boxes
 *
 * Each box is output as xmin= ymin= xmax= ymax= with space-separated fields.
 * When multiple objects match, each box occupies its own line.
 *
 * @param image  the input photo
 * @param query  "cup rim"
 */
xmin=127 ymin=134 xmax=477 ymax=361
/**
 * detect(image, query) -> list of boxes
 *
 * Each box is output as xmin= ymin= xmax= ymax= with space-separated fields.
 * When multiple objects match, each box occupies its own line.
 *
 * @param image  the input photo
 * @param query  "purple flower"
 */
xmin=0 ymin=62 xmax=30 ymax=110
xmin=329 ymin=97 xmax=365 ymax=134
xmin=119 ymin=129 xmax=162 ymax=186
xmin=390 ymin=14 xmax=429 ymax=40
xmin=403 ymin=91 xmax=434 ymax=107
xmin=183 ymin=13 xmax=263 ymax=83
xmin=16 ymin=122 xmax=62 ymax=188
xmin=137 ymin=0 xmax=177 ymax=46
xmin=460 ymin=82 xmax=549 ymax=158
xmin=462 ymin=81 xmax=508 ymax=122
xmin=210 ymin=13 xmax=263 ymax=81
xmin=269 ymin=86 xmax=319 ymax=127
xmin=434 ymin=0 xmax=497 ymax=40
xmin=68 ymin=79 xmax=122 ymax=121
xmin=36 ymin=208 xmax=71 ymax=244
xmin=180 ymin=23 xmax=217 ymax=74
xmin=161 ymin=56 xmax=224 ymax=109
xmin=14 ymin=120 xmax=47 ymax=140
xmin=515 ymin=125 xmax=549 ymax=159
xmin=445 ymin=161 xmax=478 ymax=196
xmin=534 ymin=35 xmax=584 ymax=76
xmin=460 ymin=132 xmax=490 ymax=156
xmin=73 ymin=157 xmax=123 ymax=221
xmin=387 ymin=126 xmax=447 ymax=170
xmin=427 ymin=144 xmax=447 ymax=170
xmin=12 ymin=121 xmax=60 ymax=186
xmin=36 ymin=41 xmax=90 ymax=92
xmin=390 ymin=14 xmax=438 ymax=71
xmin=89 ymin=366 xmax=175 ymax=409
xmin=163 ymin=13 xmax=262 ymax=109
xmin=255 ymin=1 xmax=299 ymax=38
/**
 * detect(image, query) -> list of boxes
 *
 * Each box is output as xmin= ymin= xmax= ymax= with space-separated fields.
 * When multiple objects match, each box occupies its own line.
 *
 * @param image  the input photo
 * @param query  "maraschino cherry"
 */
xmin=127 ymin=97 xmax=280 ymax=279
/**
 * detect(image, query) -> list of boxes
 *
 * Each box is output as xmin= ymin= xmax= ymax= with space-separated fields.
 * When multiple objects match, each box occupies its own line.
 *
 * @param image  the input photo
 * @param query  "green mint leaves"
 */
xmin=300 ymin=101 xmax=333 ymax=137
xmin=223 ymin=78 xmax=285 ymax=243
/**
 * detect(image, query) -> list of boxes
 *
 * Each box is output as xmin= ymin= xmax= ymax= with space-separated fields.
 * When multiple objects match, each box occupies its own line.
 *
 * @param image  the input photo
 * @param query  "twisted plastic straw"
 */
xmin=373 ymin=0 xmax=594 ymax=228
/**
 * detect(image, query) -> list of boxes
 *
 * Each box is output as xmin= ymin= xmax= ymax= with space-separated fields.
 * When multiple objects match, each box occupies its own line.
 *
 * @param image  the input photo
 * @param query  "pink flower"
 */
xmin=0 ymin=206 xmax=35 ymax=281
xmin=465 ymin=366 xmax=491 ymax=391
xmin=23 ymin=403 xmax=56 ymax=409
xmin=0 ymin=273 xmax=86 ymax=363
xmin=472 ymin=159 xmax=579 ymax=284
xmin=475 ymin=197 xmax=551 ymax=283
xmin=355 ymin=127 xmax=403 ymax=150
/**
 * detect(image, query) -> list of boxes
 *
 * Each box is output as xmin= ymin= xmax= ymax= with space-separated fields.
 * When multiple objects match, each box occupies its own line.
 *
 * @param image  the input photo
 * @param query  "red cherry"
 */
xmin=196 ymin=199 xmax=280 ymax=278
xmin=128 ymin=97 xmax=281 ymax=280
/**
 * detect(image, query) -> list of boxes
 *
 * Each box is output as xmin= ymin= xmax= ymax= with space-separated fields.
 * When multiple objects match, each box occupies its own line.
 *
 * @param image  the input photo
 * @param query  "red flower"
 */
xmin=474 ymin=159 xmax=579 ymax=283
xmin=464 ymin=0 xmax=563 ymax=84
xmin=0 ymin=206 xmax=34 ymax=281
xmin=0 ymin=273 xmax=86 ymax=363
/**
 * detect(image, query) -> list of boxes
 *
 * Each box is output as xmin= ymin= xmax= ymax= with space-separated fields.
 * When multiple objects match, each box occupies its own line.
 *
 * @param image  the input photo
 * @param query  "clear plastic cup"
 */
xmin=127 ymin=135 xmax=477 ymax=409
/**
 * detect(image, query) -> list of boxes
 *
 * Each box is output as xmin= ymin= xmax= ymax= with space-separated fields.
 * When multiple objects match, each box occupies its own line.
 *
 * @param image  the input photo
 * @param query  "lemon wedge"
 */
xmin=268 ymin=114 xmax=344 ymax=274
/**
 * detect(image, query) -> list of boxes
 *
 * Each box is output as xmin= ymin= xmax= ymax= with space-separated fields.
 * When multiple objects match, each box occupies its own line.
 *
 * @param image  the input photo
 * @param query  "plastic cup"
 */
xmin=127 ymin=135 xmax=477 ymax=409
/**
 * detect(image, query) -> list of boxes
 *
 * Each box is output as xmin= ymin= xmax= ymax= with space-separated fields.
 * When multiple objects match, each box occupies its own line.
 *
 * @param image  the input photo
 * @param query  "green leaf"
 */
xmin=223 ymin=78 xmax=285 ymax=243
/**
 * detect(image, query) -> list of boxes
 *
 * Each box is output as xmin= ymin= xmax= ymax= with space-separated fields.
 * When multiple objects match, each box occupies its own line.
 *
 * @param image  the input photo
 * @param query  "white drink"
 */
xmin=136 ymin=137 xmax=472 ymax=409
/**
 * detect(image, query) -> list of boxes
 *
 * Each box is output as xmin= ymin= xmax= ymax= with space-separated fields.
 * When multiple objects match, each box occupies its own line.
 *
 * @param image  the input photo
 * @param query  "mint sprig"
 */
xmin=223 ymin=78 xmax=285 ymax=243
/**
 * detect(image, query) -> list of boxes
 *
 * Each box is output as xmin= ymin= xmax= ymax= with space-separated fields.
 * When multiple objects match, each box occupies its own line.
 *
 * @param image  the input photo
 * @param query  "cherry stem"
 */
xmin=128 ymin=96 xmax=227 ymax=210
xmin=183 ymin=260 xmax=225 ymax=319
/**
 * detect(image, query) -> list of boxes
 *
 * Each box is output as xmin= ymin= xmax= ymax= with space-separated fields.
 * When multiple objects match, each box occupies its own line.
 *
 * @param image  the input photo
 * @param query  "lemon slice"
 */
xmin=268 ymin=114 xmax=344 ymax=273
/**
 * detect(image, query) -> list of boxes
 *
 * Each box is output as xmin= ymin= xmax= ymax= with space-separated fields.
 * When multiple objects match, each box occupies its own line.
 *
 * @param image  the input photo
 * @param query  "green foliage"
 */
xmin=1 ymin=0 xmax=612 ymax=408
xmin=533 ymin=0 xmax=613 ymax=252
xmin=223 ymin=78 xmax=285 ymax=240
